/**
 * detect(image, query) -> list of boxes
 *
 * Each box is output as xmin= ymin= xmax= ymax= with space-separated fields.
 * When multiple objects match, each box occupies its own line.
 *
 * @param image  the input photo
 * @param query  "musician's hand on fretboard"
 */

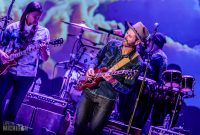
xmin=86 ymin=67 xmax=95 ymax=80
xmin=0 ymin=50 xmax=10 ymax=63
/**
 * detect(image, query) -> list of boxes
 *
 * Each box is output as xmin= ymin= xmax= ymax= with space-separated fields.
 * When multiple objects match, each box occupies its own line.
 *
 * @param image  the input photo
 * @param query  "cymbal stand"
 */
xmin=59 ymin=28 xmax=86 ymax=101
xmin=169 ymin=90 xmax=183 ymax=129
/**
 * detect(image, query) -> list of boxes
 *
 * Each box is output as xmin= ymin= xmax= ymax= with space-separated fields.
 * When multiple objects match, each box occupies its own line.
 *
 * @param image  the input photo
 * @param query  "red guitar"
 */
xmin=75 ymin=67 xmax=138 ymax=91
xmin=0 ymin=38 xmax=63 ymax=75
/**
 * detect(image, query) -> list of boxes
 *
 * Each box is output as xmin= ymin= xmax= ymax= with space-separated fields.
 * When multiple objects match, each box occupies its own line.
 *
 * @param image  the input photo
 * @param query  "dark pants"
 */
xmin=74 ymin=91 xmax=115 ymax=135
xmin=0 ymin=72 xmax=34 ymax=122
xmin=118 ymin=82 xmax=153 ymax=129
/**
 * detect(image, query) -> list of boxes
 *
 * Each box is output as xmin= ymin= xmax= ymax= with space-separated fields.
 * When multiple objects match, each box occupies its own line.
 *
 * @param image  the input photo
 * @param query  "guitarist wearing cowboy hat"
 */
xmin=74 ymin=21 xmax=149 ymax=135
xmin=0 ymin=1 xmax=50 ymax=126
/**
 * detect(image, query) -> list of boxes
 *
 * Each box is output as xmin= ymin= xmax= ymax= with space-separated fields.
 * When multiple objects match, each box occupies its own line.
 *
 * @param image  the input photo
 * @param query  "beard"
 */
xmin=123 ymin=38 xmax=135 ymax=48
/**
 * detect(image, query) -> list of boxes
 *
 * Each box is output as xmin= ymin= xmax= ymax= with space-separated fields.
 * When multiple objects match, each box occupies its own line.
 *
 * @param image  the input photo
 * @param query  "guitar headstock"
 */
xmin=49 ymin=38 xmax=64 ymax=46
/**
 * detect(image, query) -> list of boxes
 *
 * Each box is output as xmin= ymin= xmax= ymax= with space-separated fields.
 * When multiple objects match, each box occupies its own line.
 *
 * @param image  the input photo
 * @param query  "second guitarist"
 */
xmin=0 ymin=2 xmax=50 ymax=124
xmin=74 ymin=22 xmax=149 ymax=135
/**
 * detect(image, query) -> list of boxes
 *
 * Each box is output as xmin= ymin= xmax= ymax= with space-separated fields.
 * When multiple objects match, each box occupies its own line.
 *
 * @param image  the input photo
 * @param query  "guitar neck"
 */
xmin=9 ymin=44 xmax=40 ymax=60
xmin=95 ymin=69 xmax=137 ymax=78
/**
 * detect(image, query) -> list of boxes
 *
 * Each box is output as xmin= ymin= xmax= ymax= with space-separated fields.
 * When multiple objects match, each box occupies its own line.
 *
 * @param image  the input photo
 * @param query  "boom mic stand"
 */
xmin=59 ymin=28 xmax=86 ymax=101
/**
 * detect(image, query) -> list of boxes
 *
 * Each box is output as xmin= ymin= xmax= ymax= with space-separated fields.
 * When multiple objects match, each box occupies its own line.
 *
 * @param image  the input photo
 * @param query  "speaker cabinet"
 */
xmin=15 ymin=103 xmax=36 ymax=127
xmin=15 ymin=92 xmax=69 ymax=135
xmin=32 ymin=108 xmax=64 ymax=135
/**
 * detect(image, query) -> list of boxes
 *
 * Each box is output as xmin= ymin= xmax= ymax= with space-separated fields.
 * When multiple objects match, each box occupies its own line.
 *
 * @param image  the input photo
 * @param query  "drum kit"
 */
xmin=58 ymin=21 xmax=125 ymax=105
xmin=158 ymin=69 xmax=195 ymax=129
xmin=57 ymin=21 xmax=103 ymax=105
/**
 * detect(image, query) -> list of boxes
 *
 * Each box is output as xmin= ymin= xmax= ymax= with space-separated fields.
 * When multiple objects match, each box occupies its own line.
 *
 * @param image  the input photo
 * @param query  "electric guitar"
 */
xmin=74 ymin=67 xmax=138 ymax=91
xmin=0 ymin=38 xmax=63 ymax=75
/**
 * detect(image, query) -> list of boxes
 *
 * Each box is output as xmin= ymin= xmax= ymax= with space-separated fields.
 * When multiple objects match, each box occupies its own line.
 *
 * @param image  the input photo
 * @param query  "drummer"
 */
xmin=143 ymin=32 xmax=168 ymax=128
xmin=143 ymin=32 xmax=168 ymax=84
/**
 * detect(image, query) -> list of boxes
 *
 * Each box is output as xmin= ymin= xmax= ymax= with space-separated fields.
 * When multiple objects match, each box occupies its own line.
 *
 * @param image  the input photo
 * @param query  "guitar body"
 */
xmin=75 ymin=67 xmax=108 ymax=91
xmin=0 ymin=60 xmax=17 ymax=75
xmin=0 ymin=38 xmax=63 ymax=76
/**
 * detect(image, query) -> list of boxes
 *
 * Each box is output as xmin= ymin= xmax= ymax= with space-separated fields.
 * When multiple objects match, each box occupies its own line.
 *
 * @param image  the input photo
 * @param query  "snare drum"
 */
xmin=162 ymin=70 xmax=182 ymax=88
xmin=181 ymin=75 xmax=195 ymax=92
xmin=61 ymin=66 xmax=85 ymax=102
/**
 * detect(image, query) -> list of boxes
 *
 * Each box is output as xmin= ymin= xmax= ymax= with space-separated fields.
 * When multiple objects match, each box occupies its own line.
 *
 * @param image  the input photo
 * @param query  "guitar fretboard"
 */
xmin=7 ymin=38 xmax=63 ymax=60
xmin=10 ymin=45 xmax=40 ymax=60
xmin=95 ymin=69 xmax=138 ymax=78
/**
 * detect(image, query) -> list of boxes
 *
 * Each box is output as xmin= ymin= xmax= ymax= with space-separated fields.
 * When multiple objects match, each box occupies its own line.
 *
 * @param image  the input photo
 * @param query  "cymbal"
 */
xmin=61 ymin=21 xmax=102 ymax=34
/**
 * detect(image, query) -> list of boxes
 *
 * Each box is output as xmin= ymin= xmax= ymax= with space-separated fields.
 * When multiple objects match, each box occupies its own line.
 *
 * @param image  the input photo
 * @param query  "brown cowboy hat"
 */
xmin=127 ymin=21 xmax=149 ymax=42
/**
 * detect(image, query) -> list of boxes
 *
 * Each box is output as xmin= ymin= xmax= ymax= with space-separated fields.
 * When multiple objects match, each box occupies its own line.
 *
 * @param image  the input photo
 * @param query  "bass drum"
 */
xmin=61 ymin=65 xmax=85 ymax=103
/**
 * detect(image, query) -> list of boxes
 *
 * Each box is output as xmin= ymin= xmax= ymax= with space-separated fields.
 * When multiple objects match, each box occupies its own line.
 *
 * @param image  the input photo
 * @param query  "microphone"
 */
xmin=56 ymin=60 xmax=70 ymax=65
xmin=142 ymin=22 xmax=159 ymax=49
xmin=154 ymin=22 xmax=159 ymax=32
xmin=146 ymin=22 xmax=159 ymax=41
xmin=98 ymin=27 xmax=113 ymax=34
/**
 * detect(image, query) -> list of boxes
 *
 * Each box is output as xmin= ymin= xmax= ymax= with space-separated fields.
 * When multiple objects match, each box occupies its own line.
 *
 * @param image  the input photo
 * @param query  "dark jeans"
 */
xmin=74 ymin=91 xmax=115 ymax=135
xmin=118 ymin=82 xmax=152 ymax=129
xmin=0 ymin=72 xmax=34 ymax=122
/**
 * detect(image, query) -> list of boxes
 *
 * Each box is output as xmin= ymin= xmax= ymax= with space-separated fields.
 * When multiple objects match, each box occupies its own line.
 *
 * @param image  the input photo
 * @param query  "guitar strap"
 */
xmin=110 ymin=52 xmax=139 ymax=71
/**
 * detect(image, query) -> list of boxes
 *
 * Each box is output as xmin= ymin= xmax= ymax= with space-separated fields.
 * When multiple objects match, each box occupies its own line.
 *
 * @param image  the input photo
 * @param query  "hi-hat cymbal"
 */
xmin=61 ymin=21 xmax=102 ymax=34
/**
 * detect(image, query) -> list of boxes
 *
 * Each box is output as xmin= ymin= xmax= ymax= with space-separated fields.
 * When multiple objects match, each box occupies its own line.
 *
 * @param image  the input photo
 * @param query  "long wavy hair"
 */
xmin=19 ymin=2 xmax=43 ymax=44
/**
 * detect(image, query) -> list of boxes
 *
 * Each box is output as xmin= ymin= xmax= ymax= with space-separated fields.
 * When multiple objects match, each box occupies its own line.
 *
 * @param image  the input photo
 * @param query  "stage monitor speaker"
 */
xmin=15 ymin=103 xmax=36 ymax=127
xmin=104 ymin=120 xmax=141 ymax=135
xmin=16 ymin=92 xmax=70 ymax=135
xmin=32 ymin=108 xmax=64 ymax=135
xmin=16 ymin=104 xmax=69 ymax=135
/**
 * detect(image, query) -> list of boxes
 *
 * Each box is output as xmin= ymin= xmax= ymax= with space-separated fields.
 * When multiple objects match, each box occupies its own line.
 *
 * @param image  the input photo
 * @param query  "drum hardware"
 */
xmin=67 ymin=33 xmax=102 ymax=48
xmin=61 ymin=21 xmax=103 ymax=34
xmin=58 ymin=21 xmax=101 ymax=104
xmin=169 ymin=91 xmax=184 ymax=129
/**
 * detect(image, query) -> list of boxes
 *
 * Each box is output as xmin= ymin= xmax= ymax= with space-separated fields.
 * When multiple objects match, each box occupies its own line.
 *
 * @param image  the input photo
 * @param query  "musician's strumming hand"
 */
xmin=0 ymin=50 xmax=9 ymax=63
xmin=86 ymin=67 xmax=95 ymax=80
xmin=39 ymin=41 xmax=49 ymax=61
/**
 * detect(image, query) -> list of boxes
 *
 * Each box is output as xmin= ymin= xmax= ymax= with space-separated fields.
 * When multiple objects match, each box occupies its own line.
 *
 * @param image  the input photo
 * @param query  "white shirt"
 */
xmin=3 ymin=21 xmax=50 ymax=77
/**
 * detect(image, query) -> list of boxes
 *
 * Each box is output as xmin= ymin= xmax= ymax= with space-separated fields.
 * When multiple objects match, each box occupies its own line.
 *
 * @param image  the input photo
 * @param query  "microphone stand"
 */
xmin=126 ymin=52 xmax=151 ymax=135
xmin=0 ymin=0 xmax=15 ymax=43
xmin=127 ymin=22 xmax=159 ymax=134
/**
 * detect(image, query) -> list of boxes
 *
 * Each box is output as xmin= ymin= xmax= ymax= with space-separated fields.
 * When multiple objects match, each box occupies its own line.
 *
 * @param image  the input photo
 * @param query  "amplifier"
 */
xmin=16 ymin=104 xmax=70 ymax=135
xmin=23 ymin=92 xmax=67 ymax=114
xmin=16 ymin=92 xmax=69 ymax=135
xmin=149 ymin=126 xmax=184 ymax=135
xmin=104 ymin=120 xmax=141 ymax=135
